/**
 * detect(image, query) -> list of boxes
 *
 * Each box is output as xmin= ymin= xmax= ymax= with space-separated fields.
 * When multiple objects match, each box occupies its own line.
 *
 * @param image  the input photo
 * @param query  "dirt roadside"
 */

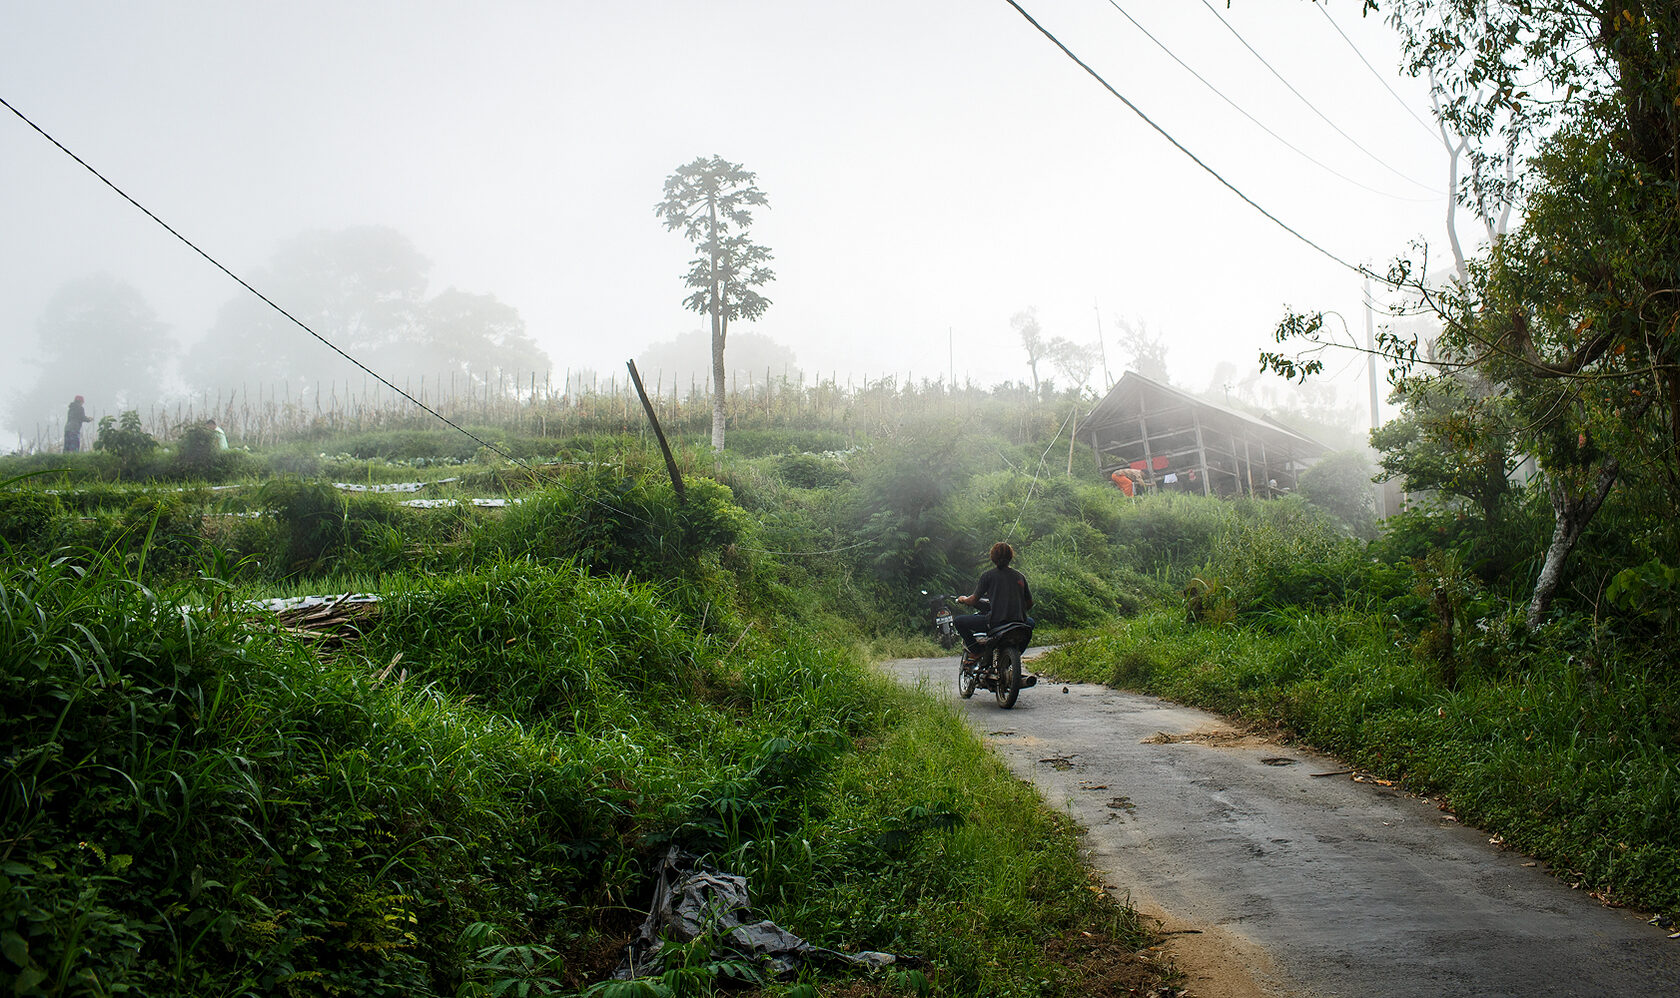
xmin=880 ymin=655 xmax=1680 ymax=998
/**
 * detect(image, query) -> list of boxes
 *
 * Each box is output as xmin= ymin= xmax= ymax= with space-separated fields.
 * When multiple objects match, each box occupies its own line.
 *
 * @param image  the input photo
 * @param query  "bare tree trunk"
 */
xmin=711 ymin=327 xmax=727 ymax=451
xmin=708 ymin=198 xmax=727 ymax=452
xmin=1527 ymin=459 xmax=1621 ymax=628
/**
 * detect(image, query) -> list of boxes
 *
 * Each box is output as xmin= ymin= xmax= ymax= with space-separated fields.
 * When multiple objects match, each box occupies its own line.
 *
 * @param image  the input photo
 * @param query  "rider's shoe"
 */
xmin=960 ymin=649 xmax=979 ymax=666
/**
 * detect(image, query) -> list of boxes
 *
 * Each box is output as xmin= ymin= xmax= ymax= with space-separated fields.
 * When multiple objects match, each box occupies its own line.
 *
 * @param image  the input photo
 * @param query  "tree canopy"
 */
xmin=184 ymin=227 xmax=548 ymax=398
xmin=11 ymin=274 xmax=172 ymax=433
xmin=1267 ymin=0 xmax=1678 ymax=626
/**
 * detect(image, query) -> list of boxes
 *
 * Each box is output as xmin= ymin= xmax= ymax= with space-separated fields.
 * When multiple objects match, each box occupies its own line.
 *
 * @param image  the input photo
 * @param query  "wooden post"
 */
xmin=628 ymin=360 xmax=684 ymax=502
xmin=1066 ymin=405 xmax=1078 ymax=476
xmin=1191 ymin=409 xmax=1211 ymax=496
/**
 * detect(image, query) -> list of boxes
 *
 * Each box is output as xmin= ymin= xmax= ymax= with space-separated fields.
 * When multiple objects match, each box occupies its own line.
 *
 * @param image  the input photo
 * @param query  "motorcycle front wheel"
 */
xmin=994 ymin=647 xmax=1021 ymax=708
xmin=957 ymin=656 xmax=977 ymax=698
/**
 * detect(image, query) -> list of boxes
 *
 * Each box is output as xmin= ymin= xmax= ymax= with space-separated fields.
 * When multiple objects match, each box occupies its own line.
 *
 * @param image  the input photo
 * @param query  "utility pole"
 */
xmin=1093 ymin=299 xmax=1112 ymax=389
xmin=1364 ymin=276 xmax=1386 ymax=516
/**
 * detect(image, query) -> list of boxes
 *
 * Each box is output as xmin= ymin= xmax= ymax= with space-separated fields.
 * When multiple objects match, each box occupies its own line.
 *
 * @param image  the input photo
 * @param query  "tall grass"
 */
xmin=2 ymin=534 xmax=1157 ymax=996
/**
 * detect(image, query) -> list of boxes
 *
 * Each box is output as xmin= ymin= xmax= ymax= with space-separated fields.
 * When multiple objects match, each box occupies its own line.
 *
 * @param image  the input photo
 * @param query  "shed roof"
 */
xmin=1079 ymin=371 xmax=1328 ymax=455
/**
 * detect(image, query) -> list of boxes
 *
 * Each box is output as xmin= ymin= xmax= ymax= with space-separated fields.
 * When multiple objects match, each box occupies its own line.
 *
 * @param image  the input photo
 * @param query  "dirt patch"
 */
xmin=1141 ymin=727 xmax=1272 ymax=749
xmin=1134 ymin=907 xmax=1288 ymax=998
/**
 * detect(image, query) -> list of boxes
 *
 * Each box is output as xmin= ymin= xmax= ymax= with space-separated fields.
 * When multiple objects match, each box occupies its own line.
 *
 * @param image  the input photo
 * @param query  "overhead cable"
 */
xmin=1194 ymin=0 xmax=1442 ymax=195
xmin=1312 ymin=2 xmax=1441 ymax=142
xmin=1001 ymin=1 xmax=1381 ymax=283
xmin=0 ymin=93 xmax=659 ymax=529
xmin=1101 ymin=0 xmax=1435 ymax=203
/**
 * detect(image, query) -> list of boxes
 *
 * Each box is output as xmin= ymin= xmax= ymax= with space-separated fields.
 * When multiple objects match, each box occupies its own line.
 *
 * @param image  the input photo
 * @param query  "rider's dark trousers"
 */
xmin=954 ymin=613 xmax=988 ymax=654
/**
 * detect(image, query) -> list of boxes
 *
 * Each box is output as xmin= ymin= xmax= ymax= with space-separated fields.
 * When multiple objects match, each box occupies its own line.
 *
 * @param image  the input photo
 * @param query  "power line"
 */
xmin=1101 ymin=0 xmax=1435 ymax=203
xmin=0 ymin=93 xmax=660 ymax=530
xmin=1194 ymin=0 xmax=1442 ymax=195
xmin=1004 ymin=404 xmax=1078 ymax=543
xmin=1001 ymin=0 xmax=1374 ymax=281
xmin=1312 ymin=2 xmax=1442 ymax=143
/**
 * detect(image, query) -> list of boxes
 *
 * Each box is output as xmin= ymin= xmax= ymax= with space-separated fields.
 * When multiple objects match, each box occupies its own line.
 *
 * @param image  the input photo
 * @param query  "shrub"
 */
xmin=258 ymin=478 xmax=348 ymax=572
xmin=1299 ymin=450 xmax=1378 ymax=539
xmin=776 ymin=452 xmax=850 ymax=489
xmin=486 ymin=471 xmax=751 ymax=582
xmin=0 ymin=489 xmax=62 ymax=548
xmin=92 ymin=411 xmax=158 ymax=478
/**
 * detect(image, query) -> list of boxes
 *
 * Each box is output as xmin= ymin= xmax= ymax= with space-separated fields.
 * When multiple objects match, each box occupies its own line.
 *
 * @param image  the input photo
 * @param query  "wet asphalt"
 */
xmin=881 ymin=655 xmax=1680 ymax=998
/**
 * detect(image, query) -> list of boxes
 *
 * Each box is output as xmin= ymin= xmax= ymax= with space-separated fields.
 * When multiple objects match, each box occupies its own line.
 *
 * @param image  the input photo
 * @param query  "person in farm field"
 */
xmin=953 ymin=541 xmax=1034 ymax=665
xmin=1110 ymin=467 xmax=1143 ymax=497
xmin=205 ymin=418 xmax=228 ymax=450
xmin=63 ymin=394 xmax=91 ymax=452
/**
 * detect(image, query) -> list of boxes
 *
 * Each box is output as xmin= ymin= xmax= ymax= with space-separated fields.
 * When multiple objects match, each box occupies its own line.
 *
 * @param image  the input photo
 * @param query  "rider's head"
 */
xmin=989 ymin=541 xmax=1014 ymax=568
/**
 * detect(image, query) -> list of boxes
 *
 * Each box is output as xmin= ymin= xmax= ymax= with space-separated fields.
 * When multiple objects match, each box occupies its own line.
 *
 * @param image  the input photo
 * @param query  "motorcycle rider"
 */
xmin=954 ymin=541 xmax=1033 ymax=664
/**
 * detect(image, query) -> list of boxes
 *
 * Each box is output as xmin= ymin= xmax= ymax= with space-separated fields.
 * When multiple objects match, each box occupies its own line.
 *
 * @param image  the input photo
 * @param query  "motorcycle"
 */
xmin=928 ymin=594 xmax=1037 ymax=709
xmin=920 ymin=589 xmax=960 ymax=649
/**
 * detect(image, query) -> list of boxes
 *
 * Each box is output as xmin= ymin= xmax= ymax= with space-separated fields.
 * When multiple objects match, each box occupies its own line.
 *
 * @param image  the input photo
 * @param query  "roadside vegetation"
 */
xmin=1 ymin=388 xmax=1163 ymax=998
xmin=4 ymin=361 xmax=1679 ymax=996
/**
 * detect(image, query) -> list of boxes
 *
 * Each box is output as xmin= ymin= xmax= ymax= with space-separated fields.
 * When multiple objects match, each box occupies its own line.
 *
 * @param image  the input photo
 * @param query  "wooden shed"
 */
xmin=1078 ymin=372 xmax=1328 ymax=498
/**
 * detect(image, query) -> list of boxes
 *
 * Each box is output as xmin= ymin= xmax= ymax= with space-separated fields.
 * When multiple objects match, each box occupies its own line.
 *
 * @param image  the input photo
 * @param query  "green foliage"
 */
xmin=1297 ymin=450 xmax=1378 ymax=539
xmin=0 ymin=489 xmax=62 ymax=548
xmin=1606 ymin=557 xmax=1680 ymax=638
xmin=92 ymin=411 xmax=158 ymax=478
xmin=258 ymin=477 xmax=349 ymax=571
xmin=1196 ymin=497 xmax=1404 ymax=617
xmin=170 ymin=423 xmax=255 ymax=483
xmin=1369 ymin=375 xmax=1518 ymax=525
xmin=0 ymin=547 xmax=927 ymax=996
xmin=362 ymin=561 xmax=709 ymax=726
xmin=485 ymin=472 xmax=750 ymax=584
xmin=1407 ymin=550 xmax=1483 ymax=688
xmin=774 ymin=452 xmax=850 ymax=490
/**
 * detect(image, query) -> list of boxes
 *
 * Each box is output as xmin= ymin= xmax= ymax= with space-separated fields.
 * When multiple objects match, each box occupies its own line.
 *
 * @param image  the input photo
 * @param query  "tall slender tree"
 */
xmin=655 ymin=157 xmax=775 ymax=452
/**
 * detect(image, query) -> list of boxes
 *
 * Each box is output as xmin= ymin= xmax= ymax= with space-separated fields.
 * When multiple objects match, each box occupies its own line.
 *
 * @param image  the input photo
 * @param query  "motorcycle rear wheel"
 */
xmin=994 ymin=647 xmax=1021 ymax=708
xmin=957 ymin=657 xmax=977 ymax=698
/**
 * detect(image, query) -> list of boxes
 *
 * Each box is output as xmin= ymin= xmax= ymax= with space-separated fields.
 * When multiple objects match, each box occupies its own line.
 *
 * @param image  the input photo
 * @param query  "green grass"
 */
xmin=0 ymin=543 xmax=1158 ymax=997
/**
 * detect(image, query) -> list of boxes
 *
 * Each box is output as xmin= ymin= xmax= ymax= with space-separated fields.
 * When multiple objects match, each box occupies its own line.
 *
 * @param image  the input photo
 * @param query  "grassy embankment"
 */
xmin=1 ymin=411 xmax=1166 ymax=998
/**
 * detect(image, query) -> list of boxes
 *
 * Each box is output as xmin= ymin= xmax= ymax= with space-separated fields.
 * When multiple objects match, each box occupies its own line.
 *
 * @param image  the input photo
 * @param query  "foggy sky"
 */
xmin=1 ymin=1 xmax=1449 ymax=443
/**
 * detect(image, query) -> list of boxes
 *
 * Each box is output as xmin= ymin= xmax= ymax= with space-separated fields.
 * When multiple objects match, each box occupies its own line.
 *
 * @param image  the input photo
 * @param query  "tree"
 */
xmin=1012 ymin=309 xmax=1048 ymax=393
xmin=1113 ymin=316 xmax=1170 ymax=383
xmin=1299 ymin=450 xmax=1379 ymax=540
xmin=1368 ymin=374 xmax=1519 ymax=526
xmin=637 ymin=330 xmax=799 ymax=399
xmin=93 ymin=410 xmax=158 ymax=479
xmin=1266 ymin=1 xmax=1679 ymax=627
xmin=185 ymin=226 xmax=431 ymax=393
xmin=1046 ymin=337 xmax=1098 ymax=395
xmin=655 ymin=157 xmax=775 ymax=452
xmin=11 ymin=274 xmax=172 ymax=433
xmin=420 ymin=289 xmax=551 ymax=395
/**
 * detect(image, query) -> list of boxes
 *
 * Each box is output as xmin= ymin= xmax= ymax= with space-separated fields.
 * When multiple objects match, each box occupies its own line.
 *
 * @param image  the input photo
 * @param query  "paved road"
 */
xmin=881 ymin=655 xmax=1680 ymax=998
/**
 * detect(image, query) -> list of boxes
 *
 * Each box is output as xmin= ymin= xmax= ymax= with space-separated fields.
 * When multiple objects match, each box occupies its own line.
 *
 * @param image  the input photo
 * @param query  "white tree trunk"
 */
xmin=1527 ymin=460 xmax=1620 ymax=628
xmin=711 ymin=326 xmax=726 ymax=452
